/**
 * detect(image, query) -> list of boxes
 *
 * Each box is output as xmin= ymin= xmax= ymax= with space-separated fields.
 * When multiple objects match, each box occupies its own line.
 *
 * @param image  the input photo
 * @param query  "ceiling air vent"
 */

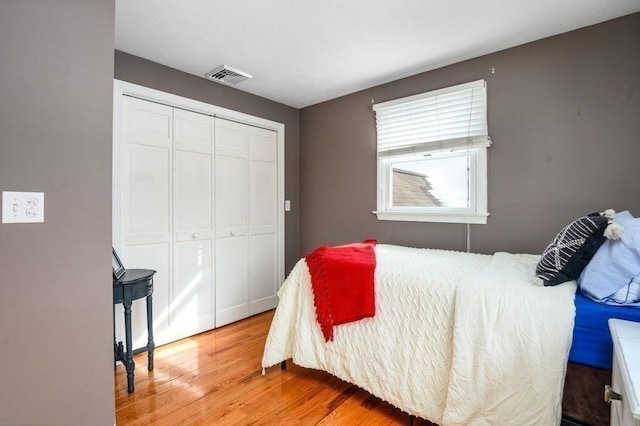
xmin=204 ymin=65 xmax=252 ymax=86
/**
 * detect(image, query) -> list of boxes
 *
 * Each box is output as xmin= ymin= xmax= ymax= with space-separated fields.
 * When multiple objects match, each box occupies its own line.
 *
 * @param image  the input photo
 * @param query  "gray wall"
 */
xmin=0 ymin=5 xmax=636 ymax=424
xmin=114 ymin=52 xmax=301 ymax=273
xmin=0 ymin=1 xmax=116 ymax=425
xmin=299 ymin=13 xmax=640 ymax=255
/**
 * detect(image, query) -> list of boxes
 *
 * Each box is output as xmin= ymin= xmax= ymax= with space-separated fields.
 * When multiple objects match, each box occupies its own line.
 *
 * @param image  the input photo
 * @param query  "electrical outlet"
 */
xmin=2 ymin=191 xmax=44 ymax=223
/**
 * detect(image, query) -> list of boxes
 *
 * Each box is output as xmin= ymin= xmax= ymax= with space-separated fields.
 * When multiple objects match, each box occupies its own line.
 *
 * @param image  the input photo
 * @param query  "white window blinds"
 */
xmin=373 ymin=80 xmax=490 ymax=156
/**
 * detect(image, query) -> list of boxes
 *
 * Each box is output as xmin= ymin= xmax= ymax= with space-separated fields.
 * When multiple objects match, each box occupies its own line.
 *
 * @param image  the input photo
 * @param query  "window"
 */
xmin=373 ymin=79 xmax=491 ymax=224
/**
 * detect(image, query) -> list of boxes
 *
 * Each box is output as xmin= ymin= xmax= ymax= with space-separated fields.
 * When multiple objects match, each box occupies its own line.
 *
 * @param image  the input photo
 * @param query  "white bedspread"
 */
xmin=261 ymin=245 xmax=576 ymax=425
xmin=444 ymin=252 xmax=576 ymax=425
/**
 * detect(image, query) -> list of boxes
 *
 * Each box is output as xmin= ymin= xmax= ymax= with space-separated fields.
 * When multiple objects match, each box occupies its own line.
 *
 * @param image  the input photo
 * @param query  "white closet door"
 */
xmin=215 ymin=236 xmax=248 ymax=326
xmin=214 ymin=119 xmax=249 ymax=326
xmin=172 ymin=108 xmax=215 ymax=339
xmin=248 ymin=127 xmax=278 ymax=314
xmin=115 ymin=82 xmax=285 ymax=347
xmin=120 ymin=96 xmax=173 ymax=347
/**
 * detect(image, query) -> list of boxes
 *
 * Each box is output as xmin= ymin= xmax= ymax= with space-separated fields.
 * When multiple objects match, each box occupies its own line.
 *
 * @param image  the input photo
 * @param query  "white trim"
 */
xmin=114 ymin=79 xmax=282 ymax=132
xmin=112 ymin=85 xmax=123 ymax=250
xmin=373 ymin=210 xmax=490 ymax=224
xmin=112 ymin=79 xmax=285 ymax=288
xmin=375 ymin=145 xmax=489 ymax=224
xmin=378 ymin=136 xmax=491 ymax=157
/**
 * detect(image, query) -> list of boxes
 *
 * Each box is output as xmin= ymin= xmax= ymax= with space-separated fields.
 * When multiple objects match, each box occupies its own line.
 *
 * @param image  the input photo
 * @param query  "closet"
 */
xmin=113 ymin=83 xmax=283 ymax=348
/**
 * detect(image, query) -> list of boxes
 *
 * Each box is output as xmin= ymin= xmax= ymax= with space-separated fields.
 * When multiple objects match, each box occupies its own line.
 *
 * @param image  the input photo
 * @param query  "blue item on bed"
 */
xmin=569 ymin=289 xmax=640 ymax=370
xmin=578 ymin=210 xmax=640 ymax=306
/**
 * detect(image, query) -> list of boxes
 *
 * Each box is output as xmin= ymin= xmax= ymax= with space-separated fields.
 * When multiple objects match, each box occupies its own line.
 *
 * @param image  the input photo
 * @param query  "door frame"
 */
xmin=112 ymin=79 xmax=286 ymax=295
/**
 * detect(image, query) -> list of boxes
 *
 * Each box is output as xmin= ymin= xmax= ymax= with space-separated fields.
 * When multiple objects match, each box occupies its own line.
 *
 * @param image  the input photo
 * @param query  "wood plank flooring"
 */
xmin=115 ymin=310 xmax=436 ymax=425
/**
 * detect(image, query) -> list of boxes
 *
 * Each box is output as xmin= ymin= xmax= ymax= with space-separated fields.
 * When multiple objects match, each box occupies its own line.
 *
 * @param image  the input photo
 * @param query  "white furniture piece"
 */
xmin=113 ymin=82 xmax=284 ymax=348
xmin=608 ymin=319 xmax=640 ymax=426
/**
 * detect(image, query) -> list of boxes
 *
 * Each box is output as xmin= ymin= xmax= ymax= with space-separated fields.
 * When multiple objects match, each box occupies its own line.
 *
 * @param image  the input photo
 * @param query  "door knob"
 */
xmin=192 ymin=233 xmax=198 ymax=239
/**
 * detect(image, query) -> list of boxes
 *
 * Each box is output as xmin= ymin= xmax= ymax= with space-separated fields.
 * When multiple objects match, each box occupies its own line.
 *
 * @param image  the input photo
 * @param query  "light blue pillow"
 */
xmin=578 ymin=211 xmax=640 ymax=306
xmin=608 ymin=273 xmax=640 ymax=305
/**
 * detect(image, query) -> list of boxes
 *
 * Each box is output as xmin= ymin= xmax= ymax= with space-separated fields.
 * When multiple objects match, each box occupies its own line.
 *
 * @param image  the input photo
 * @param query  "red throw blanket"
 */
xmin=305 ymin=240 xmax=377 ymax=342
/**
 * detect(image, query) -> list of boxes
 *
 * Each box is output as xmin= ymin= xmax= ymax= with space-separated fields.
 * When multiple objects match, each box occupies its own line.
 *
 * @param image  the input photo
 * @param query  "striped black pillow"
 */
xmin=536 ymin=212 xmax=609 ymax=286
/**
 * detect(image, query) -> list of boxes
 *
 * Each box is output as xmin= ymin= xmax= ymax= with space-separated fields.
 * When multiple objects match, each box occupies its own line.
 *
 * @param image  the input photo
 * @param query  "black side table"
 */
xmin=113 ymin=268 xmax=156 ymax=393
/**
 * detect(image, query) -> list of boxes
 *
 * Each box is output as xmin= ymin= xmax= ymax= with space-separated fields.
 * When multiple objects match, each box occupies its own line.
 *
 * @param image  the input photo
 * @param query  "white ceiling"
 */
xmin=115 ymin=0 xmax=640 ymax=109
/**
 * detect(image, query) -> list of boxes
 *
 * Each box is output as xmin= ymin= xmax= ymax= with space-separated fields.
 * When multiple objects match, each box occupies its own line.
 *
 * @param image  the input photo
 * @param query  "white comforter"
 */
xmin=261 ymin=245 xmax=576 ymax=425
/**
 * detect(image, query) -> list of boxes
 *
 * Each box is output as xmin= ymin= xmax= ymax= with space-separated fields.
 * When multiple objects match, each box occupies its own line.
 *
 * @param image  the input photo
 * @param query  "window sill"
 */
xmin=373 ymin=210 xmax=489 ymax=224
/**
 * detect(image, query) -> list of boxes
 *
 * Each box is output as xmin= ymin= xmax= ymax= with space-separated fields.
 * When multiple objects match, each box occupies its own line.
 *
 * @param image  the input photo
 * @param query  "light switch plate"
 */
xmin=2 ymin=191 xmax=45 ymax=223
xmin=284 ymin=200 xmax=291 ymax=211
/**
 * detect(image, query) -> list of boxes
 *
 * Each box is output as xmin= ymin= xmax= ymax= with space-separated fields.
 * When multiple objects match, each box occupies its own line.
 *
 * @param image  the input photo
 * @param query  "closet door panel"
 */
xmin=214 ymin=117 xmax=247 ymax=239
xmin=119 ymin=96 xmax=174 ymax=349
xmin=173 ymin=109 xmax=215 ymax=337
xmin=123 ymin=96 xmax=172 ymax=147
xmin=215 ymin=236 xmax=249 ymax=327
xmin=248 ymin=126 xmax=278 ymax=313
xmin=215 ymin=155 xmax=247 ymax=237
xmin=215 ymin=118 xmax=247 ymax=157
xmin=173 ymin=240 xmax=214 ymax=337
xmin=126 ymin=143 xmax=171 ymax=239
xmin=249 ymin=127 xmax=277 ymax=163
xmin=174 ymin=108 xmax=213 ymax=154
xmin=174 ymin=150 xmax=212 ymax=241
xmin=249 ymin=159 xmax=276 ymax=235
xmin=249 ymin=233 xmax=277 ymax=314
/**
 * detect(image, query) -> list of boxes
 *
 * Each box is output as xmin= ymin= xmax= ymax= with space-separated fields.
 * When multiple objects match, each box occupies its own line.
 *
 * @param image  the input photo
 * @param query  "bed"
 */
xmin=262 ymin=212 xmax=640 ymax=425
xmin=263 ymin=244 xmax=577 ymax=425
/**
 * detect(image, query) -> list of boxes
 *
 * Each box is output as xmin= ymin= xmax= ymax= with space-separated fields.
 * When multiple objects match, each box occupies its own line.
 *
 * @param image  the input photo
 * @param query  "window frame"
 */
xmin=376 ymin=146 xmax=488 ymax=224
xmin=386 ymin=149 xmax=477 ymax=210
xmin=373 ymin=80 xmax=490 ymax=224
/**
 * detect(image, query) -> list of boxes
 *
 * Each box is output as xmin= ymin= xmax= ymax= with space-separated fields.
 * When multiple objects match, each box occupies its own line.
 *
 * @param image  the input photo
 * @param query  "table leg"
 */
xmin=146 ymin=294 xmax=155 ymax=371
xmin=123 ymin=299 xmax=135 ymax=393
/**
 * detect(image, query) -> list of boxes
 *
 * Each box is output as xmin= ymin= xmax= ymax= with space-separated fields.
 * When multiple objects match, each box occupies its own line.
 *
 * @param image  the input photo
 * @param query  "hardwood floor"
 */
xmin=115 ymin=310 xmax=436 ymax=425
